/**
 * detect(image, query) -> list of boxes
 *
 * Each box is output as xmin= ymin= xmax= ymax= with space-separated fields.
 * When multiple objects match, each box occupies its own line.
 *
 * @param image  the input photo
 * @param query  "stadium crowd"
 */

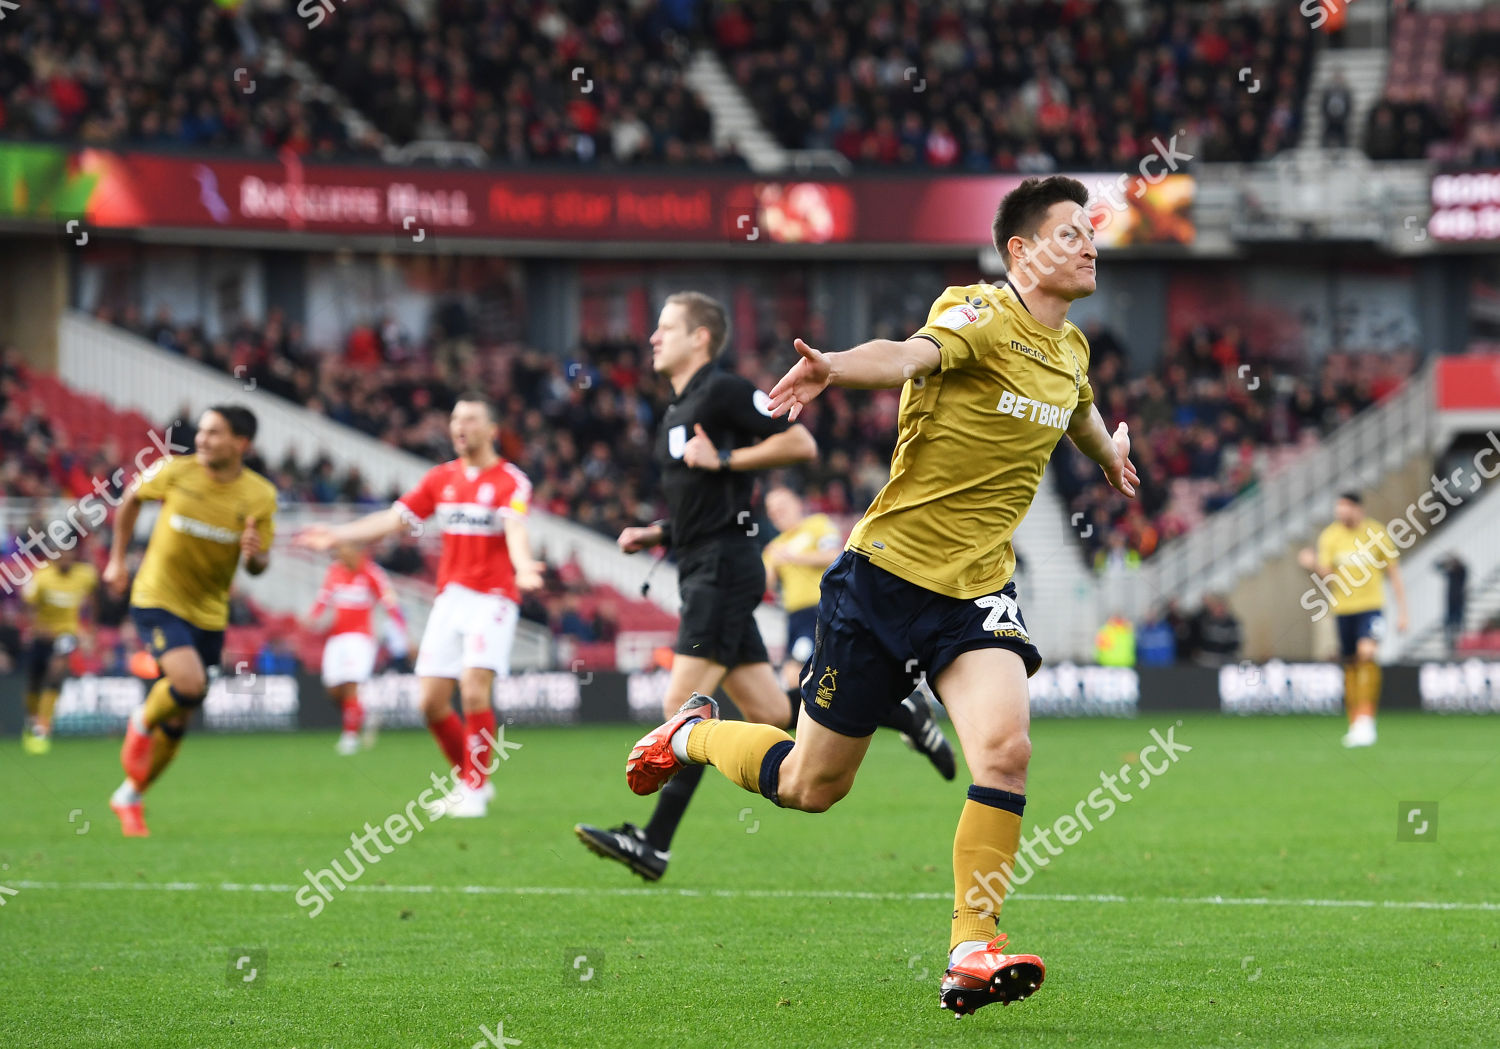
xmin=717 ymin=0 xmax=1313 ymax=168
xmin=256 ymin=0 xmax=733 ymax=166
xmin=9 ymin=0 xmax=1326 ymax=173
xmin=1364 ymin=7 xmax=1500 ymax=164
xmin=0 ymin=0 xmax=372 ymax=158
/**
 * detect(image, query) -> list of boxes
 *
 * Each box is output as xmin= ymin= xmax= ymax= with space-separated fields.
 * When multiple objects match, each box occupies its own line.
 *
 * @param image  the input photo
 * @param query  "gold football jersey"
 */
xmin=847 ymin=282 xmax=1094 ymax=599
xmin=23 ymin=561 xmax=99 ymax=635
xmin=1316 ymin=518 xmax=1394 ymax=615
xmin=130 ymin=456 xmax=278 ymax=630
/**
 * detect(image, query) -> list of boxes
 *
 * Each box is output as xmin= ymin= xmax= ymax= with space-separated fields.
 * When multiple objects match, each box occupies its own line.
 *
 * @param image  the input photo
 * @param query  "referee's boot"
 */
xmin=898 ymin=693 xmax=957 ymax=781
xmin=573 ymin=821 xmax=669 ymax=882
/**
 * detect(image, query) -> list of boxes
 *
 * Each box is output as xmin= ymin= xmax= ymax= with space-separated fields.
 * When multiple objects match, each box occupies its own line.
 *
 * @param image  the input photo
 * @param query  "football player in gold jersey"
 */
xmin=103 ymin=406 xmax=278 ymax=836
xmin=1299 ymin=491 xmax=1408 ymax=747
xmin=20 ymin=541 xmax=98 ymax=753
xmin=624 ymin=176 xmax=1139 ymax=1016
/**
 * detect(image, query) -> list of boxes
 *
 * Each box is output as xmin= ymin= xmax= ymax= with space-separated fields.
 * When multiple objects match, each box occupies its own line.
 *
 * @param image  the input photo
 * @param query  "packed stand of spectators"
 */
xmin=714 ymin=0 xmax=1312 ymax=170
xmin=1053 ymin=324 xmax=1417 ymax=566
xmin=255 ymin=0 xmax=741 ymax=167
xmin=1364 ymin=8 xmax=1500 ymax=164
xmin=7 ymin=0 xmax=739 ymax=168
xmin=0 ymin=0 xmax=377 ymax=158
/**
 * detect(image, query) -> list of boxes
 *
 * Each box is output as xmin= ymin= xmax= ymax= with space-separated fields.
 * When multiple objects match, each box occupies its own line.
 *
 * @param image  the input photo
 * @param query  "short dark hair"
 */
xmin=1338 ymin=491 xmax=1363 ymax=505
xmin=454 ymin=391 xmax=496 ymax=422
xmin=207 ymin=404 xmax=257 ymax=441
xmin=992 ymin=175 xmax=1091 ymax=263
xmin=666 ymin=290 xmax=730 ymax=357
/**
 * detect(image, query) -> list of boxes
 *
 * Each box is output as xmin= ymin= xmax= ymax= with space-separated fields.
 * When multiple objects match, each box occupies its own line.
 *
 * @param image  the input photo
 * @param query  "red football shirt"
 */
xmin=395 ymin=458 xmax=531 ymax=600
xmin=310 ymin=558 xmax=404 ymax=637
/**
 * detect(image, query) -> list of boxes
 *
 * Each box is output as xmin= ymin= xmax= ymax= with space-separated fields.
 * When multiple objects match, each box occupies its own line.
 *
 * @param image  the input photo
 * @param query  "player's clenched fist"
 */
xmin=241 ymin=515 xmax=263 ymax=560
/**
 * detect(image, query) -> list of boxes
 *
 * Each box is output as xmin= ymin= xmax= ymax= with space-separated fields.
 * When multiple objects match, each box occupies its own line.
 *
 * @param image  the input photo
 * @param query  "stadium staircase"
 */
xmin=683 ymin=50 xmax=789 ymax=173
xmin=1391 ymin=480 xmax=1500 ymax=662
xmin=1133 ymin=364 xmax=1437 ymax=618
xmin=1012 ymin=479 xmax=1098 ymax=662
xmin=1296 ymin=49 xmax=1389 ymax=156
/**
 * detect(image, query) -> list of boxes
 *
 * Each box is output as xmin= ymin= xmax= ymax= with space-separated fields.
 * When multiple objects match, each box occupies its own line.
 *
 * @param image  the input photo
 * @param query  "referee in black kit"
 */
xmin=575 ymin=290 xmax=954 ymax=881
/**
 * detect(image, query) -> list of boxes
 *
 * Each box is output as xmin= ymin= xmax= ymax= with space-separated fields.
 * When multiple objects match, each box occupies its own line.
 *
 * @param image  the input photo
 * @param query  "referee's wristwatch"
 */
xmin=718 ymin=447 xmax=734 ymax=471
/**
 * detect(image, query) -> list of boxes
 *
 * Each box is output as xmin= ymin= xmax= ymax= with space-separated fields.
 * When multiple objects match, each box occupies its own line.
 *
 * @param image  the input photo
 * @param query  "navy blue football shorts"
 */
xmin=798 ymin=551 xmax=1042 ymax=738
xmin=1335 ymin=610 xmax=1385 ymax=660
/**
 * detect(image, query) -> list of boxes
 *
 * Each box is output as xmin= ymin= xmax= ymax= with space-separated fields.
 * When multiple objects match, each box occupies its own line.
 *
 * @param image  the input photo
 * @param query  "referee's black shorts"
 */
xmin=674 ymin=539 xmax=769 ymax=669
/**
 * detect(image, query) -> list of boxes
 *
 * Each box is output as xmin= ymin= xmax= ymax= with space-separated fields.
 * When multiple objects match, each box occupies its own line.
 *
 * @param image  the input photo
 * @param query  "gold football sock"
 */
xmin=951 ymin=789 xmax=1026 ymax=952
xmin=141 ymin=677 xmax=182 ymax=730
xmin=1362 ymin=662 xmax=1382 ymax=715
xmin=142 ymin=727 xmax=183 ymax=790
xmin=686 ymin=719 xmax=793 ymax=796
xmin=1343 ymin=663 xmax=1359 ymax=725
xmin=38 ymin=689 xmax=59 ymax=732
xmin=24 ymin=690 xmax=40 ymax=719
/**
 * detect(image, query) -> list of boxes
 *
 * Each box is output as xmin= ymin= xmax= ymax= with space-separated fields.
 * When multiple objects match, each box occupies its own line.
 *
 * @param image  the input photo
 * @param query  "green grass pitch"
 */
xmin=2 ymin=712 xmax=1497 ymax=1049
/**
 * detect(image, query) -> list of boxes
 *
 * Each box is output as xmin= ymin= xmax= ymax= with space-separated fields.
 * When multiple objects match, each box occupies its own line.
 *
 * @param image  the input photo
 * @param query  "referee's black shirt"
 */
xmin=656 ymin=362 xmax=791 ymax=550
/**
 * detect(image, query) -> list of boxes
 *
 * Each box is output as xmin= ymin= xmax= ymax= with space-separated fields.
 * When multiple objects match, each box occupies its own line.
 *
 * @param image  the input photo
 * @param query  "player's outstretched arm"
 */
xmin=296 ymin=507 xmax=409 ymax=551
xmin=1067 ymin=406 xmax=1138 ymax=498
xmin=767 ymin=337 xmax=940 ymax=420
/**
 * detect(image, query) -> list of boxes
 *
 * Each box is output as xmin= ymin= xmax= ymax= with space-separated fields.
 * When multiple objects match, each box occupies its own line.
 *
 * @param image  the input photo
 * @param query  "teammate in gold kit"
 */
xmin=624 ymin=176 xmax=1139 ymax=1016
xmin=105 ymin=406 xmax=278 ymax=836
xmin=762 ymin=487 xmax=841 ymax=691
xmin=1299 ymin=492 xmax=1408 ymax=748
xmin=20 ymin=541 xmax=98 ymax=754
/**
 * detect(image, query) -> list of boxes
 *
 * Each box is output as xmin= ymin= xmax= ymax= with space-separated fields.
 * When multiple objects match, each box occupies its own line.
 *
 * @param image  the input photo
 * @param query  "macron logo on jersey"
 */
xmin=996 ymin=389 xmax=1074 ymax=430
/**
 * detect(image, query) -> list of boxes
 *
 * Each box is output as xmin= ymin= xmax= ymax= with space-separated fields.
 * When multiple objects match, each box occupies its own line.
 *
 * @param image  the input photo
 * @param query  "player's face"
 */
xmin=1335 ymin=498 xmax=1362 ymax=527
xmin=335 ymin=542 xmax=361 ymax=569
xmin=195 ymin=411 xmax=244 ymax=468
xmin=765 ymin=489 xmax=801 ymax=531
xmin=650 ymin=303 xmax=702 ymax=376
xmin=449 ymin=400 xmax=497 ymax=458
xmin=1023 ymin=202 xmax=1097 ymax=301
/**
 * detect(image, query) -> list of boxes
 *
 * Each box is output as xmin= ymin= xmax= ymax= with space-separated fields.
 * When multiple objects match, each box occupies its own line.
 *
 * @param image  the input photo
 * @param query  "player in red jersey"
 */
xmin=297 ymin=394 xmax=542 ymax=817
xmin=303 ymin=542 xmax=408 ymax=755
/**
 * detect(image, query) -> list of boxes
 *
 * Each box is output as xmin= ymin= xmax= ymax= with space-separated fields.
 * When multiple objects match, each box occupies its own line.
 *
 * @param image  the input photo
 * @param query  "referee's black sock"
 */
xmin=642 ymin=763 xmax=705 ymax=852
xmin=879 ymin=693 xmax=923 ymax=735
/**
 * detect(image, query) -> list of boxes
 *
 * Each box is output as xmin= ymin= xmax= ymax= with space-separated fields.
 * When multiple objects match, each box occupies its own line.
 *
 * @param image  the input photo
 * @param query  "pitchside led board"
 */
xmin=1429 ymin=170 xmax=1500 ymax=242
xmin=0 ymin=144 xmax=1194 ymax=251
xmin=4 ymin=662 xmax=1497 ymax=738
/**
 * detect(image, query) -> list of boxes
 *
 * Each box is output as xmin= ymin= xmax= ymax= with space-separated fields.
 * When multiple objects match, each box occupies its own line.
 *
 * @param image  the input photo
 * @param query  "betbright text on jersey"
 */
xmin=396 ymin=458 xmax=531 ymax=600
xmin=847 ymin=282 xmax=1094 ymax=601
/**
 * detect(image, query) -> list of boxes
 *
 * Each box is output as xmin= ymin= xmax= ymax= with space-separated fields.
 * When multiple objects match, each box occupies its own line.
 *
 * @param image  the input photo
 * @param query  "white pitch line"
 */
xmin=10 ymin=881 xmax=1498 ymax=912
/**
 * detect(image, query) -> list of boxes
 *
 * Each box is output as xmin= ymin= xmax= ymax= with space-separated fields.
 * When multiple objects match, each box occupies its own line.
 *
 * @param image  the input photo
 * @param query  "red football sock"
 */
xmin=463 ymin=709 xmax=497 ymax=791
xmin=341 ymin=697 xmax=364 ymax=734
xmin=428 ymin=711 xmax=466 ymax=772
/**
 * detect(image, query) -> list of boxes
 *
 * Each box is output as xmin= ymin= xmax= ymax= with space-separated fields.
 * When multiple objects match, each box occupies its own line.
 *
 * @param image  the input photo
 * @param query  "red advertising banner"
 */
xmin=1435 ymin=355 xmax=1500 ymax=410
xmin=1429 ymin=171 xmax=1500 ymax=242
xmin=11 ymin=147 xmax=1194 ymax=250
